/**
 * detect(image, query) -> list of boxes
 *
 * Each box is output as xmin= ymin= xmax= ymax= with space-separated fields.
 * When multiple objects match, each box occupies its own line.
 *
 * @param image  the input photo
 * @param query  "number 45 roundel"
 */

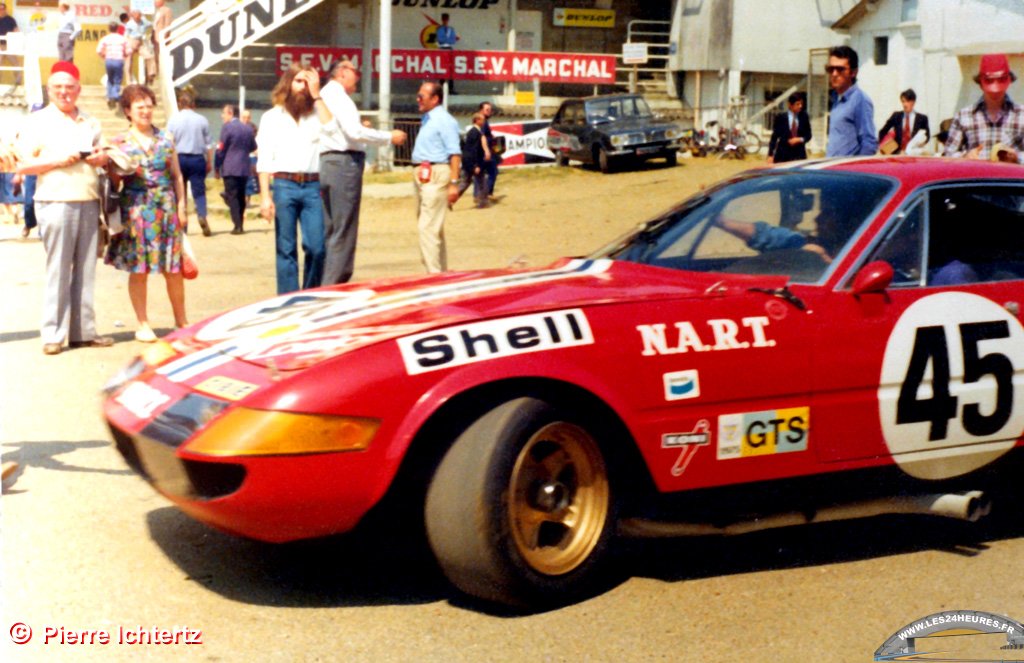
xmin=879 ymin=292 xmax=1024 ymax=480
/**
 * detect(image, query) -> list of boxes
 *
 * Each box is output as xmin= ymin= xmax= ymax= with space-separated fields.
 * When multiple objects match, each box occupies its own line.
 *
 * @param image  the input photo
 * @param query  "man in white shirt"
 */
xmin=56 ymin=2 xmax=80 ymax=62
xmin=318 ymin=58 xmax=406 ymax=284
xmin=257 ymin=65 xmax=331 ymax=295
xmin=18 ymin=62 xmax=113 ymax=354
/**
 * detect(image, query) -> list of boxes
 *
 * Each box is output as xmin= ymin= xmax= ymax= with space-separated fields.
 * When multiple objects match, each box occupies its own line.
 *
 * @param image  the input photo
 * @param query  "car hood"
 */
xmin=168 ymin=258 xmax=787 ymax=371
xmin=600 ymin=117 xmax=680 ymax=135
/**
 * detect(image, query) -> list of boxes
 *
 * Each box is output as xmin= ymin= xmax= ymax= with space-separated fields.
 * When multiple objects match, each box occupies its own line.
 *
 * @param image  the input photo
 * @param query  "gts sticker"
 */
xmin=717 ymin=407 xmax=809 ymax=459
xmin=397 ymin=309 xmax=593 ymax=375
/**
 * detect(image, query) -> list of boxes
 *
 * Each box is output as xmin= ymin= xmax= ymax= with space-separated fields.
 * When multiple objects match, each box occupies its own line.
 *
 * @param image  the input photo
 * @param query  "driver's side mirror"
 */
xmin=851 ymin=260 xmax=894 ymax=295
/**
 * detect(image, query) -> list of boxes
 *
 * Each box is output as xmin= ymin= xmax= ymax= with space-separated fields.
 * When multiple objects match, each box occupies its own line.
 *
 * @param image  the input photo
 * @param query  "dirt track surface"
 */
xmin=3 ymin=158 xmax=1023 ymax=662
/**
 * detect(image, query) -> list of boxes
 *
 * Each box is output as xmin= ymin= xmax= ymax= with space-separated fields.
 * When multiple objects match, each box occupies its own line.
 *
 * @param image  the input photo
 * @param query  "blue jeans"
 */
xmin=105 ymin=59 xmax=123 ymax=100
xmin=23 ymin=175 xmax=37 ymax=230
xmin=177 ymin=153 xmax=207 ymax=218
xmin=273 ymin=179 xmax=325 ymax=294
xmin=483 ymin=158 xmax=499 ymax=195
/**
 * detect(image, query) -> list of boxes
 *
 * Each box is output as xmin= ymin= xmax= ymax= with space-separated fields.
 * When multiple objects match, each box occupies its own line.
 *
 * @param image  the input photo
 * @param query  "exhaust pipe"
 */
xmin=620 ymin=490 xmax=990 ymax=538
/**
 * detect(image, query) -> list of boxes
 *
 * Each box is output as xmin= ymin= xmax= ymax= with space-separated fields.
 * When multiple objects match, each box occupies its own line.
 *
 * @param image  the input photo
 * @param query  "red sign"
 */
xmin=276 ymin=47 xmax=616 ymax=84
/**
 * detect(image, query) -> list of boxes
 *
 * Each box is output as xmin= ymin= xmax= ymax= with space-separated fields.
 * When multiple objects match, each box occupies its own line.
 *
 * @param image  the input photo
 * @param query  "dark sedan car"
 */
xmin=547 ymin=93 xmax=683 ymax=173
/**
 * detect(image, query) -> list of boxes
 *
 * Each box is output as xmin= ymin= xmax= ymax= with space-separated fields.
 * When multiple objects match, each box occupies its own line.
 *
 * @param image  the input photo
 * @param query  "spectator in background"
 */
xmin=56 ymin=2 xmax=80 ymax=63
xmin=17 ymin=62 xmax=113 ymax=355
xmin=117 ymin=12 xmax=129 ymax=35
xmin=96 ymin=22 xmax=127 ymax=110
xmin=825 ymin=45 xmax=877 ymax=157
xmin=410 ymin=81 xmax=461 ymax=273
xmin=767 ymin=93 xmax=811 ymax=164
xmin=124 ymin=10 xmax=151 ymax=84
xmin=215 ymin=104 xmax=256 ymax=234
xmin=436 ymin=13 xmax=458 ymax=93
xmin=167 ymin=91 xmax=212 ymax=236
xmin=478 ymin=101 xmax=502 ymax=199
xmin=240 ymin=108 xmax=260 ymax=207
xmin=457 ymin=112 xmax=488 ymax=209
xmin=256 ymin=65 xmax=326 ymax=294
xmin=317 ymin=57 xmax=406 ymax=285
xmin=0 ymin=2 xmax=22 ymax=89
xmin=944 ymin=53 xmax=1023 ymax=164
xmin=878 ymin=89 xmax=929 ymax=155
xmin=152 ymin=0 xmax=172 ymax=79
xmin=105 ymin=84 xmax=189 ymax=342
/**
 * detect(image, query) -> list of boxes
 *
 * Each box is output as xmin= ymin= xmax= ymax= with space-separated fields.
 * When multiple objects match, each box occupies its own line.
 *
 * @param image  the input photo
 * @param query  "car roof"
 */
xmin=782 ymin=156 xmax=1024 ymax=189
xmin=560 ymin=94 xmax=644 ymax=104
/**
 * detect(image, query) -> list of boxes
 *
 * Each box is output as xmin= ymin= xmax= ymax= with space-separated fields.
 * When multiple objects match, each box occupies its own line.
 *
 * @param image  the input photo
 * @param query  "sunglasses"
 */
xmin=982 ymin=74 xmax=1010 ymax=84
xmin=824 ymin=65 xmax=850 ymax=74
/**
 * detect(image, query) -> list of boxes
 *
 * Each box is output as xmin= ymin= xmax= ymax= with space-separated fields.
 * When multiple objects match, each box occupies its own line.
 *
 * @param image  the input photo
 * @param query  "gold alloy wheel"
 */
xmin=508 ymin=422 xmax=610 ymax=576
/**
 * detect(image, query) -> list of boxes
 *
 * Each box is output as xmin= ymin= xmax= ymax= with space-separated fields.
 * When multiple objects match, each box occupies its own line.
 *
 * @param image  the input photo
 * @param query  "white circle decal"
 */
xmin=879 ymin=292 xmax=1024 ymax=479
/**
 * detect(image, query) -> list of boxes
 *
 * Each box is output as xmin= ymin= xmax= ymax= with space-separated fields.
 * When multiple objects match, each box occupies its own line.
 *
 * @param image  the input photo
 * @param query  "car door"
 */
xmin=810 ymin=182 xmax=1024 ymax=481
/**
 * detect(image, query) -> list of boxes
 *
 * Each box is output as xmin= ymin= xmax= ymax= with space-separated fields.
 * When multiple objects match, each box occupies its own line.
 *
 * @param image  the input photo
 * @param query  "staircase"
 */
xmin=77 ymin=84 xmax=168 ymax=140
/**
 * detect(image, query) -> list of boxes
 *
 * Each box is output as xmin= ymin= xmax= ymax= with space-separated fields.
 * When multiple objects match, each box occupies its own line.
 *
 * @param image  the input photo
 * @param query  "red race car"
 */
xmin=104 ymin=157 xmax=1024 ymax=607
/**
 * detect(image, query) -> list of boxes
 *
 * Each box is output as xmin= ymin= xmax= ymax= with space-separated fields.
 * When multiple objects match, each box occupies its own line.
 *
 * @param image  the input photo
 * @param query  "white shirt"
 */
xmin=255 ymin=106 xmax=321 ymax=174
xmin=319 ymin=79 xmax=392 ymax=153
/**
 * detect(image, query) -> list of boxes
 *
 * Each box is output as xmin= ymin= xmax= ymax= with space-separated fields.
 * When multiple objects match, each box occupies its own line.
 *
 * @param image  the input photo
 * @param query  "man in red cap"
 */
xmin=16 ymin=62 xmax=114 ymax=355
xmin=944 ymin=53 xmax=1023 ymax=163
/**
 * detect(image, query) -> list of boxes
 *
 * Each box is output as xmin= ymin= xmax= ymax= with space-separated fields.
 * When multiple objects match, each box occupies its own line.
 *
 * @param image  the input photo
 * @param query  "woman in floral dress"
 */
xmin=105 ymin=84 xmax=189 ymax=342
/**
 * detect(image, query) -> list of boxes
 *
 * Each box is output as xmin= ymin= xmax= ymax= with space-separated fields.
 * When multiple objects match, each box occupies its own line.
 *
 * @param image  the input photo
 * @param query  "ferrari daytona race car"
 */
xmin=104 ymin=157 xmax=1024 ymax=608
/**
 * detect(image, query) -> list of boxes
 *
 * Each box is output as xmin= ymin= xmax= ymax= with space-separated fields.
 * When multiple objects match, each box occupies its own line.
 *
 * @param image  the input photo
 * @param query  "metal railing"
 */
xmin=618 ymin=19 xmax=671 ymax=94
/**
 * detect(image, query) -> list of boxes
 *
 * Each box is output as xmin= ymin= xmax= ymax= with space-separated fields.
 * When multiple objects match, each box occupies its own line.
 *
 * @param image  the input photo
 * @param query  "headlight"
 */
xmin=184 ymin=408 xmax=381 ymax=457
xmin=610 ymin=134 xmax=627 ymax=147
xmin=665 ymin=128 xmax=683 ymax=140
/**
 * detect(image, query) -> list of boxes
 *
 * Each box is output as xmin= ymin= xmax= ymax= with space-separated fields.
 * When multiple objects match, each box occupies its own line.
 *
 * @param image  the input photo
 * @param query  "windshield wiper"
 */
xmin=748 ymin=285 xmax=807 ymax=311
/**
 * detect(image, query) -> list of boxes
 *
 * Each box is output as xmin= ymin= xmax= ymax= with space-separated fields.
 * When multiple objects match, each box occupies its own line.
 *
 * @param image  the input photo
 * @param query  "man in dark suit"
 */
xmin=878 ymin=88 xmax=930 ymax=154
xmin=768 ymin=93 xmax=812 ymax=163
xmin=215 ymin=104 xmax=257 ymax=234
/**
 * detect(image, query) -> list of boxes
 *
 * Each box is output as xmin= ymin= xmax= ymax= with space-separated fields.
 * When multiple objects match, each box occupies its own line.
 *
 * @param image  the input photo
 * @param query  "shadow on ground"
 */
xmin=144 ymin=495 xmax=1024 ymax=614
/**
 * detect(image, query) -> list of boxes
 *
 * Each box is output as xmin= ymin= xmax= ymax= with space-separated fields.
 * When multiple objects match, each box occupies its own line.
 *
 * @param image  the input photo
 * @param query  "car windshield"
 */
xmin=585 ymin=96 xmax=653 ymax=123
xmin=592 ymin=171 xmax=894 ymax=283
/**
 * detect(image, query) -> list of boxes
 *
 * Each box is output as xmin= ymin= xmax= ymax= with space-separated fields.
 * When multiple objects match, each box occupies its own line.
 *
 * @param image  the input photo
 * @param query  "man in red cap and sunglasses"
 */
xmin=944 ymin=53 xmax=1023 ymax=163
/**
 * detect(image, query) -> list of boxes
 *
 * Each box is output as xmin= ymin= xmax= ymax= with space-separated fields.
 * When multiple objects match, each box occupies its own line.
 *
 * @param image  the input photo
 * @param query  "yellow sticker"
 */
xmin=194 ymin=376 xmax=260 ymax=401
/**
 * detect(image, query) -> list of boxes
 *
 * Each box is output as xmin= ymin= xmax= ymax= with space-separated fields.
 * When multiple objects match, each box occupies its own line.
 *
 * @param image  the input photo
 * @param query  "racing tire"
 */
xmin=425 ymin=397 xmax=617 ymax=609
xmin=743 ymin=131 xmax=762 ymax=155
xmin=665 ymin=150 xmax=678 ymax=167
xmin=596 ymin=146 xmax=613 ymax=174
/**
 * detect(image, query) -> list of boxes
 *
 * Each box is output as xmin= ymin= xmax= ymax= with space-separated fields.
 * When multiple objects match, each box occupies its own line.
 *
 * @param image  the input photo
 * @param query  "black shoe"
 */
xmin=198 ymin=217 xmax=211 ymax=237
xmin=230 ymin=227 xmax=244 ymax=235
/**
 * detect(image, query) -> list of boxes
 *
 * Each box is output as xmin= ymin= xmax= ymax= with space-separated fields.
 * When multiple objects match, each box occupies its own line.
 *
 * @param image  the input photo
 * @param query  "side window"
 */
xmin=867 ymin=199 xmax=925 ymax=287
xmin=927 ymin=187 xmax=1024 ymax=285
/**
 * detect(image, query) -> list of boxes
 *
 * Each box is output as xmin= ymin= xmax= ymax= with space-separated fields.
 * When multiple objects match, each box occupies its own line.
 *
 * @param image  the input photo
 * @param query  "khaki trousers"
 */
xmin=414 ymin=164 xmax=451 ymax=273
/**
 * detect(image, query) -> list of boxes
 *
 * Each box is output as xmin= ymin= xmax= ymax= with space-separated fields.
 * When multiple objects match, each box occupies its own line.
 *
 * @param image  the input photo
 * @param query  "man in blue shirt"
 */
xmin=167 ymin=91 xmax=213 ymax=236
xmin=411 ymin=81 xmax=461 ymax=272
xmin=825 ymin=46 xmax=877 ymax=157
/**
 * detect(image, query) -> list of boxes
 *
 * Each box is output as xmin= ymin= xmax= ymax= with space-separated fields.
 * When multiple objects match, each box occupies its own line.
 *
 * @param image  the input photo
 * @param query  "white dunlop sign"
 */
xmin=168 ymin=0 xmax=324 ymax=86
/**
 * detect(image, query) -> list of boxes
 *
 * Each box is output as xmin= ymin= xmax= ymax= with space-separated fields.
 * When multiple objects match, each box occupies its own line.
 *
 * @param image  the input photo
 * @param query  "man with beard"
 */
xmin=318 ymin=57 xmax=406 ymax=284
xmin=257 ymin=64 xmax=329 ymax=294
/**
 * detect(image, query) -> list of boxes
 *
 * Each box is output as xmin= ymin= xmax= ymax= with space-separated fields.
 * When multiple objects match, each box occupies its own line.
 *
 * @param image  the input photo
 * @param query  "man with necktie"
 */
xmin=878 ymin=89 xmax=930 ymax=154
xmin=767 ymin=92 xmax=811 ymax=163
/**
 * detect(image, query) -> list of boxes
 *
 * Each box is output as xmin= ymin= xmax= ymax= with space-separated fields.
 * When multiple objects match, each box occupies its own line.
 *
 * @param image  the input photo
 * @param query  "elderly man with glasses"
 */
xmin=824 ymin=45 xmax=877 ymax=157
xmin=944 ymin=53 xmax=1024 ymax=164
xmin=317 ymin=57 xmax=406 ymax=284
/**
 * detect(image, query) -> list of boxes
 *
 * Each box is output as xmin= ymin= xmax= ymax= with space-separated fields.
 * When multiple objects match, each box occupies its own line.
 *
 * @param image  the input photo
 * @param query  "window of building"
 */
xmin=874 ymin=36 xmax=889 ymax=66
xmin=901 ymin=0 xmax=918 ymax=22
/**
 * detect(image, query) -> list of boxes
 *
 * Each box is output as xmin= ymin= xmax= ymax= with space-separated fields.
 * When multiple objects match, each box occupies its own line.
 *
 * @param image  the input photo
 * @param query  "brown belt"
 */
xmin=274 ymin=172 xmax=319 ymax=183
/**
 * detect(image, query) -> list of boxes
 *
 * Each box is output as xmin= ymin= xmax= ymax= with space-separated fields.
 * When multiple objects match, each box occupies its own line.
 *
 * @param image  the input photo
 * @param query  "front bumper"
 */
xmin=609 ymin=141 xmax=682 ymax=157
